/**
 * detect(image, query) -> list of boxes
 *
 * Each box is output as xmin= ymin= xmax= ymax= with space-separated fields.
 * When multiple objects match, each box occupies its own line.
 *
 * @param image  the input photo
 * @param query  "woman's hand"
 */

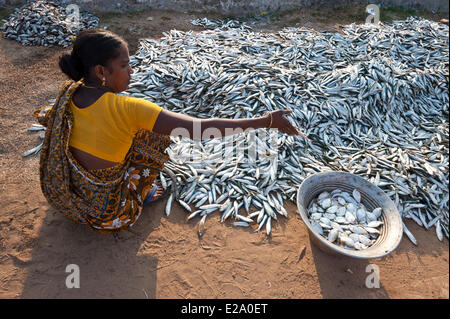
xmin=266 ymin=109 xmax=307 ymax=138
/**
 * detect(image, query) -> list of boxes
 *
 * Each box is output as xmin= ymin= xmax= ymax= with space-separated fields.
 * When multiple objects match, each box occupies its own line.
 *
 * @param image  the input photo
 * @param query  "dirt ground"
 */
xmin=0 ymin=6 xmax=448 ymax=299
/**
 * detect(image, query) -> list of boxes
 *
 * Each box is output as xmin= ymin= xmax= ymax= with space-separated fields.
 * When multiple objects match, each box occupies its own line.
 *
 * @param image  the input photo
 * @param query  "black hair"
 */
xmin=58 ymin=28 xmax=128 ymax=82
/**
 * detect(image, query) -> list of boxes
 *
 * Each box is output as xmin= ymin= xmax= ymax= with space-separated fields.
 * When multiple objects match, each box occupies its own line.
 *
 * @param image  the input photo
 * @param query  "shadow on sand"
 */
xmin=19 ymin=199 xmax=171 ymax=298
xmin=308 ymin=217 xmax=449 ymax=299
xmin=309 ymin=236 xmax=390 ymax=298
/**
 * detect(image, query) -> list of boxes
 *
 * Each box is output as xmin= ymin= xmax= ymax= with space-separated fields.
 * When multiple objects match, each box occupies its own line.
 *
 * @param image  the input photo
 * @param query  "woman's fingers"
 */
xmin=296 ymin=127 xmax=310 ymax=140
xmin=280 ymin=123 xmax=298 ymax=136
xmin=289 ymin=126 xmax=301 ymax=136
xmin=271 ymin=111 xmax=296 ymax=135
xmin=268 ymin=109 xmax=310 ymax=138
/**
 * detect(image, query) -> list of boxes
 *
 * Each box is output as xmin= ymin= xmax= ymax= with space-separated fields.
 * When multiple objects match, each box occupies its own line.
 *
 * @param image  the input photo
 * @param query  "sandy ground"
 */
xmin=0 ymin=7 xmax=448 ymax=299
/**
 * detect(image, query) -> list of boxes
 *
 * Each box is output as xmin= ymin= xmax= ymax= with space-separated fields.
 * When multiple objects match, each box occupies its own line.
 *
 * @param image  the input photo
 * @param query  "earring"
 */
xmin=102 ymin=77 xmax=106 ymax=86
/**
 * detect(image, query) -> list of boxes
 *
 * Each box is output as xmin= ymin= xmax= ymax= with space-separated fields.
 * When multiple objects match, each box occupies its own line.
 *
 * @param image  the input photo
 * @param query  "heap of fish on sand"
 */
xmin=26 ymin=16 xmax=448 ymax=244
xmin=0 ymin=0 xmax=99 ymax=47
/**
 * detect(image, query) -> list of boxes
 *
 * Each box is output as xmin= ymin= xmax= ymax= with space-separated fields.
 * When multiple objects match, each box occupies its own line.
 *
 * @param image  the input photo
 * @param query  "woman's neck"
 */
xmin=82 ymin=79 xmax=113 ymax=93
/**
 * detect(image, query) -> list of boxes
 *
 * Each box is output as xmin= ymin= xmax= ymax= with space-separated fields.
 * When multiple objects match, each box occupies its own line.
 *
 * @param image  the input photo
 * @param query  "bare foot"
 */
xmin=149 ymin=184 xmax=166 ymax=202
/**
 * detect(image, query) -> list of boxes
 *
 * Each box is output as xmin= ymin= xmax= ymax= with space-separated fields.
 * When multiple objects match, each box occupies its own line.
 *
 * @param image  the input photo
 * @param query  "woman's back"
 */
xmin=70 ymin=87 xmax=118 ymax=170
xmin=69 ymin=87 xmax=162 ymax=170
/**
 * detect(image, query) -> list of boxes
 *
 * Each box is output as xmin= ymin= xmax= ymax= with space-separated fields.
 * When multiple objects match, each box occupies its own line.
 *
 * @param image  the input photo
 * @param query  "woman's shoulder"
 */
xmin=109 ymin=92 xmax=142 ymax=103
xmin=102 ymin=93 xmax=161 ymax=112
xmin=113 ymin=94 xmax=156 ymax=107
xmin=114 ymin=93 xmax=140 ymax=100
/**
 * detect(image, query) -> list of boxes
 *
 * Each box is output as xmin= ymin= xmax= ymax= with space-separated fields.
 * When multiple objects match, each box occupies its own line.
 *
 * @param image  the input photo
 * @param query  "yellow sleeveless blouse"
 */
xmin=69 ymin=92 xmax=163 ymax=162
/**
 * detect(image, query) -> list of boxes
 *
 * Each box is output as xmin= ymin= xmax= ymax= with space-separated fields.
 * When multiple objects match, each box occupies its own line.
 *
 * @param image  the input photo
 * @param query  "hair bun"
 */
xmin=58 ymin=53 xmax=82 ymax=81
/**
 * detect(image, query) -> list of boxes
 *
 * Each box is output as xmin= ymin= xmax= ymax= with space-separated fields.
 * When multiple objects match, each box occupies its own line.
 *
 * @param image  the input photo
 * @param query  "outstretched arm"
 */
xmin=152 ymin=109 xmax=301 ymax=140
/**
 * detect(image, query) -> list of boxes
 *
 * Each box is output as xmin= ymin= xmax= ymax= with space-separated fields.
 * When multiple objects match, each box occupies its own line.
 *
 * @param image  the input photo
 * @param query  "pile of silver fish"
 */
xmin=158 ymin=130 xmax=298 ymax=237
xmin=191 ymin=17 xmax=251 ymax=31
xmin=1 ymin=0 xmax=99 ymax=47
xmin=26 ymin=17 xmax=448 ymax=242
xmin=192 ymin=12 xmax=281 ymax=28
xmin=122 ymin=17 xmax=448 ymax=241
xmin=308 ymin=189 xmax=384 ymax=250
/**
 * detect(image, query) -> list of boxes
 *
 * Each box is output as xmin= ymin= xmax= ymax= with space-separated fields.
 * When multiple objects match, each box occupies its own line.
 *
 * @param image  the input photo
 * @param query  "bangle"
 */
xmin=266 ymin=112 xmax=273 ymax=128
